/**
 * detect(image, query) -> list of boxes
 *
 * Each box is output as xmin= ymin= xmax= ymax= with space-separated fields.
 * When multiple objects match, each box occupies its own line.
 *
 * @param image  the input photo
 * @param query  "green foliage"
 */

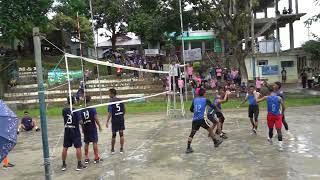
xmin=304 ymin=0 xmax=320 ymax=39
xmin=0 ymin=0 xmax=53 ymax=43
xmin=53 ymin=0 xmax=90 ymax=17
xmin=302 ymin=40 xmax=320 ymax=61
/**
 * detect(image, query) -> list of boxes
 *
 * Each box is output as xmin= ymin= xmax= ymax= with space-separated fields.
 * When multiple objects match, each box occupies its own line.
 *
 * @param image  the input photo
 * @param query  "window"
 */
xmin=258 ymin=60 xmax=268 ymax=66
xmin=281 ymin=61 xmax=294 ymax=68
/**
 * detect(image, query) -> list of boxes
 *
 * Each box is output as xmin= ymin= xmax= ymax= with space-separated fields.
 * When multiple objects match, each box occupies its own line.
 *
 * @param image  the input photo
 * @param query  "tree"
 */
xmin=303 ymin=40 xmax=320 ymax=61
xmin=186 ymin=0 xmax=259 ymax=81
xmin=304 ymin=0 xmax=320 ymax=39
xmin=0 ymin=0 xmax=53 ymax=49
xmin=92 ymin=0 xmax=129 ymax=50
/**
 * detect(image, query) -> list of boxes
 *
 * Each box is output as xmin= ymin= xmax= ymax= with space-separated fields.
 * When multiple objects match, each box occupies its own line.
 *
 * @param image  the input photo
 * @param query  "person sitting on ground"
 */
xmin=17 ymin=111 xmax=40 ymax=134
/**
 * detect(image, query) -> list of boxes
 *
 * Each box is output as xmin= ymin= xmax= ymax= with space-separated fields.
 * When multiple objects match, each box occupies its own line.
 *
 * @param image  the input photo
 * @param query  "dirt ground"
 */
xmin=2 ymin=105 xmax=320 ymax=180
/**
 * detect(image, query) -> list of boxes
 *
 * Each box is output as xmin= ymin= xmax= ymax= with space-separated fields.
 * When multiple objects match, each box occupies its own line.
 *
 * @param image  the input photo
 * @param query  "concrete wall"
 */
xmin=245 ymin=54 xmax=299 ymax=83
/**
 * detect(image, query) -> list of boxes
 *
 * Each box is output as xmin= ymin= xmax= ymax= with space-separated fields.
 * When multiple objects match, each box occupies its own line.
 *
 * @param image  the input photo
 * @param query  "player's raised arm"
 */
xmin=256 ymin=96 xmax=267 ymax=103
xmin=220 ymin=91 xmax=231 ymax=104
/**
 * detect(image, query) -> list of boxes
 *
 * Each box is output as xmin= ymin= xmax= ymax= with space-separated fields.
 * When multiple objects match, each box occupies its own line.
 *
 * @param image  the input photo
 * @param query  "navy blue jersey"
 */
xmin=62 ymin=108 xmax=81 ymax=136
xmin=21 ymin=117 xmax=33 ymax=128
xmin=108 ymin=98 xmax=125 ymax=123
xmin=190 ymin=97 xmax=214 ymax=121
xmin=81 ymin=108 xmax=97 ymax=132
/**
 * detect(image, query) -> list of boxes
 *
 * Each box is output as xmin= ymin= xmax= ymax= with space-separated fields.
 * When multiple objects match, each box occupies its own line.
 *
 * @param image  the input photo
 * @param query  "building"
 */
xmin=97 ymin=35 xmax=141 ymax=58
xmin=245 ymin=0 xmax=306 ymax=83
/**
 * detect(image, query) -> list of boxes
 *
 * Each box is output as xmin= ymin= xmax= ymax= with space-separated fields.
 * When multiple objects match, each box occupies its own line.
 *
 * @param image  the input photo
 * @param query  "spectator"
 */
xmin=216 ymin=66 xmax=222 ymax=82
xmin=307 ymin=69 xmax=313 ymax=88
xmin=283 ymin=7 xmax=288 ymax=14
xmin=159 ymin=59 xmax=164 ymax=71
xmin=17 ymin=111 xmax=40 ymax=134
xmin=169 ymin=60 xmax=180 ymax=92
xmin=187 ymin=63 xmax=193 ymax=79
xmin=255 ymin=77 xmax=263 ymax=92
xmin=300 ymin=70 xmax=307 ymax=88
xmin=281 ymin=67 xmax=287 ymax=83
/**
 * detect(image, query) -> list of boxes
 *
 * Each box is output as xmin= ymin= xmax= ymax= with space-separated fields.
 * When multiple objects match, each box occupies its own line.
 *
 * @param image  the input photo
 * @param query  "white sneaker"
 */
xmin=267 ymin=137 xmax=272 ymax=144
xmin=278 ymin=141 xmax=283 ymax=151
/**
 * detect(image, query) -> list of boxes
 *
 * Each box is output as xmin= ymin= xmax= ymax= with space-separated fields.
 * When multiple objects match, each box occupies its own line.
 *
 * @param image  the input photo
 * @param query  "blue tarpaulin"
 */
xmin=0 ymin=100 xmax=18 ymax=162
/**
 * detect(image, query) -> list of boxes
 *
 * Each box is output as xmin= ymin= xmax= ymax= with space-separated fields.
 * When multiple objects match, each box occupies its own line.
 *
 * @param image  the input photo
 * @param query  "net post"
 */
xmin=64 ymin=54 xmax=73 ymax=111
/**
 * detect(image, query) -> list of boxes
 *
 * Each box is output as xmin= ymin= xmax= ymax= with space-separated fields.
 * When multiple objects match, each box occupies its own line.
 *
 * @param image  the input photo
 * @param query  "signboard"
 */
xmin=144 ymin=49 xmax=159 ymax=55
xmin=261 ymin=65 xmax=279 ymax=75
xmin=184 ymin=48 xmax=202 ymax=62
xmin=18 ymin=67 xmax=37 ymax=78
xmin=48 ymin=68 xmax=83 ymax=85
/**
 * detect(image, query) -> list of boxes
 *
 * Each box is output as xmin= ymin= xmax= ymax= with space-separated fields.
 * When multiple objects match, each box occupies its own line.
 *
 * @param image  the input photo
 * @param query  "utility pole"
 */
xmin=250 ymin=0 xmax=256 ymax=79
xmin=179 ymin=0 xmax=188 ymax=102
xmin=33 ymin=27 xmax=52 ymax=180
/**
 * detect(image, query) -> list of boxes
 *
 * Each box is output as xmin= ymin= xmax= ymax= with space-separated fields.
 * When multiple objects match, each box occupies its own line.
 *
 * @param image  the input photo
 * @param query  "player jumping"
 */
xmin=61 ymin=97 xmax=87 ymax=171
xmin=186 ymin=88 xmax=223 ymax=154
xmin=106 ymin=88 xmax=126 ymax=154
xmin=81 ymin=96 xmax=103 ymax=164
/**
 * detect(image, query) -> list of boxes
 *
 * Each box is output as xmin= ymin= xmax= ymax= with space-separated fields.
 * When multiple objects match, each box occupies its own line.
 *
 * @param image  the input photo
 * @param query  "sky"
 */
xmin=50 ymin=0 xmax=320 ymax=50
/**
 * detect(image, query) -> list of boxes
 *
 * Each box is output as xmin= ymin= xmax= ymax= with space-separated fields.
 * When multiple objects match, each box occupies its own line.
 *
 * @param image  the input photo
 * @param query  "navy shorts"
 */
xmin=23 ymin=125 xmax=34 ymax=131
xmin=83 ymin=130 xmax=98 ymax=143
xmin=192 ymin=119 xmax=210 ymax=131
xmin=63 ymin=133 xmax=82 ymax=148
xmin=248 ymin=105 xmax=259 ymax=120
xmin=207 ymin=113 xmax=218 ymax=124
xmin=112 ymin=119 xmax=125 ymax=133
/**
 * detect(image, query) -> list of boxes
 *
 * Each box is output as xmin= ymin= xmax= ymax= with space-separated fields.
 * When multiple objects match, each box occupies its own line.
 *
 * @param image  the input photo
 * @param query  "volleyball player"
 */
xmin=81 ymin=96 xmax=103 ymax=164
xmin=214 ymin=87 xmax=231 ymax=139
xmin=106 ymin=88 xmax=126 ymax=154
xmin=239 ymin=85 xmax=261 ymax=133
xmin=61 ymin=97 xmax=87 ymax=171
xmin=186 ymin=88 xmax=223 ymax=153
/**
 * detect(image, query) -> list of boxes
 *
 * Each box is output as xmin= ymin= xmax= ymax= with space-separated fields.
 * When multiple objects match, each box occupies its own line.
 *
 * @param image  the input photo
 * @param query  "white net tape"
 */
xmin=64 ymin=54 xmax=170 ymax=113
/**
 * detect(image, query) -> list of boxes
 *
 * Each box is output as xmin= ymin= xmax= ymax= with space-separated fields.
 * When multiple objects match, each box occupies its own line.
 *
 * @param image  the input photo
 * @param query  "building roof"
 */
xmin=97 ymin=35 xmax=141 ymax=48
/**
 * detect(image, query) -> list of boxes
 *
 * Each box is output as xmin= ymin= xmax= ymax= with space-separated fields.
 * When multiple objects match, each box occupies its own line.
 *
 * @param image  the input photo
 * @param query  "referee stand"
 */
xmin=167 ymin=58 xmax=185 ymax=118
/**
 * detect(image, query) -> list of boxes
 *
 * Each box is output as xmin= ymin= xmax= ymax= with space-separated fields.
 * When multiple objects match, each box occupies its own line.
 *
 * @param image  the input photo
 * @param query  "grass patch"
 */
xmin=15 ymin=97 xmax=320 ymax=117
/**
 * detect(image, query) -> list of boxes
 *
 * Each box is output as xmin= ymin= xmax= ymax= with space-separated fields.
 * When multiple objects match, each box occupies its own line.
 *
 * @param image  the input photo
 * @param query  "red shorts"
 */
xmin=267 ymin=113 xmax=282 ymax=129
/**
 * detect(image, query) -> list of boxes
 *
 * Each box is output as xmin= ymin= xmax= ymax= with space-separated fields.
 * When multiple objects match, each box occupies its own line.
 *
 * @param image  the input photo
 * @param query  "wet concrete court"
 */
xmin=2 ymin=105 xmax=320 ymax=180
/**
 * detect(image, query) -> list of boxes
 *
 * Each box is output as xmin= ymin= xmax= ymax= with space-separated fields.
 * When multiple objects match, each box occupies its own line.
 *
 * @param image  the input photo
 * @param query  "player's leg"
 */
xmin=119 ymin=131 xmax=124 ymax=153
xmin=111 ymin=132 xmax=116 ymax=154
xmin=186 ymin=121 xmax=199 ymax=153
xmin=253 ymin=106 xmax=259 ymax=133
xmin=275 ymin=115 xmax=283 ymax=150
xmin=75 ymin=138 xmax=86 ymax=171
xmin=204 ymin=121 xmax=223 ymax=147
xmin=61 ymin=147 xmax=68 ymax=171
xmin=17 ymin=124 xmax=25 ymax=134
xmin=31 ymin=120 xmax=40 ymax=131
xmin=84 ymin=143 xmax=90 ymax=164
xmin=93 ymin=142 xmax=101 ymax=163
xmin=282 ymin=112 xmax=289 ymax=131
xmin=219 ymin=115 xmax=227 ymax=139
xmin=267 ymin=114 xmax=275 ymax=143
xmin=248 ymin=106 xmax=255 ymax=129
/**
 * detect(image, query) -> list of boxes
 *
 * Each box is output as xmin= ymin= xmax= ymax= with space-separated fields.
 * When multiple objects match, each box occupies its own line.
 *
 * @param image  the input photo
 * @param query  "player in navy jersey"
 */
xmin=61 ymin=97 xmax=87 ymax=171
xmin=257 ymin=86 xmax=286 ymax=150
xmin=239 ymin=85 xmax=261 ymax=133
xmin=186 ymin=88 xmax=223 ymax=153
xmin=81 ymin=96 xmax=102 ymax=164
xmin=213 ymin=87 xmax=231 ymax=139
xmin=106 ymin=89 xmax=126 ymax=154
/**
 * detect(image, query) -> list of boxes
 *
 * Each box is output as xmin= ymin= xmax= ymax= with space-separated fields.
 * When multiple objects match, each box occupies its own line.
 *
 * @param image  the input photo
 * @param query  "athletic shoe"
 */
xmin=185 ymin=147 xmax=194 ymax=154
xmin=278 ymin=141 xmax=283 ymax=151
xmin=84 ymin=159 xmax=90 ymax=164
xmin=17 ymin=131 xmax=19 ymax=135
xmin=111 ymin=149 xmax=115 ymax=155
xmin=267 ymin=138 xmax=273 ymax=144
xmin=214 ymin=139 xmax=223 ymax=148
xmin=35 ymin=128 xmax=40 ymax=132
xmin=3 ymin=163 xmax=15 ymax=168
xmin=94 ymin=158 xmax=103 ymax=164
xmin=76 ymin=164 xmax=87 ymax=171
xmin=61 ymin=164 xmax=67 ymax=171
xmin=220 ymin=134 xmax=228 ymax=139
xmin=120 ymin=148 xmax=124 ymax=154
xmin=252 ymin=128 xmax=257 ymax=134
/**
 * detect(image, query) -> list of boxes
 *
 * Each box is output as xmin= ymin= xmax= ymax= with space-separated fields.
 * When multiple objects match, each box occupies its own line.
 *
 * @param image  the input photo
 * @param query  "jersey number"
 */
xmin=195 ymin=105 xmax=202 ymax=112
xmin=66 ymin=114 xmax=72 ymax=124
xmin=116 ymin=104 xmax=121 ymax=112
xmin=83 ymin=110 xmax=90 ymax=120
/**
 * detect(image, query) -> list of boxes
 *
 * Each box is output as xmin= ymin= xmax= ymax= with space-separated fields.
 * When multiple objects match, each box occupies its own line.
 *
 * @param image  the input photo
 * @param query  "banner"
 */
xmin=184 ymin=48 xmax=202 ymax=62
xmin=261 ymin=65 xmax=279 ymax=75
xmin=48 ymin=68 xmax=83 ymax=85
xmin=144 ymin=49 xmax=159 ymax=55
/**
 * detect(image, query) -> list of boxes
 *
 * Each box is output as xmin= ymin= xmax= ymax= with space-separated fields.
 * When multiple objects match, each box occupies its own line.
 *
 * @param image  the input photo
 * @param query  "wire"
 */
xmin=42 ymin=38 xmax=66 ymax=54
